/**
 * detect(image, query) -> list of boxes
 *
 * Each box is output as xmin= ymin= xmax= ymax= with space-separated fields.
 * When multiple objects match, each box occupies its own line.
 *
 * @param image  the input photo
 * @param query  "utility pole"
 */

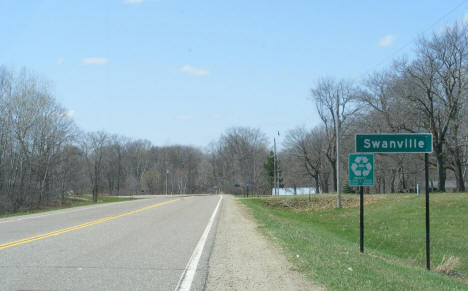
xmin=274 ymin=137 xmax=277 ymax=196
xmin=276 ymin=131 xmax=280 ymax=195
xmin=463 ymin=136 xmax=468 ymax=179
xmin=336 ymin=93 xmax=342 ymax=208
xmin=165 ymin=169 xmax=169 ymax=195
xmin=273 ymin=131 xmax=280 ymax=196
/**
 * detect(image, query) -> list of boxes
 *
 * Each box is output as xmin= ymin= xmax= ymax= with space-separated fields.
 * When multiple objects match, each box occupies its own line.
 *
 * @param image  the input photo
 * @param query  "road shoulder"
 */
xmin=205 ymin=195 xmax=323 ymax=290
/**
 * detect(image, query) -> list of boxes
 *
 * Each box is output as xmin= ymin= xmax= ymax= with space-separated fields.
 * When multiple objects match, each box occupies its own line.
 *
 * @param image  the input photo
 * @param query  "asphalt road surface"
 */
xmin=0 ymin=195 xmax=222 ymax=291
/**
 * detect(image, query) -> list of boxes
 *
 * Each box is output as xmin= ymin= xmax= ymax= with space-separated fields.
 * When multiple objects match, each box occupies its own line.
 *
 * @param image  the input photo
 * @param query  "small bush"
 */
xmin=435 ymin=255 xmax=460 ymax=276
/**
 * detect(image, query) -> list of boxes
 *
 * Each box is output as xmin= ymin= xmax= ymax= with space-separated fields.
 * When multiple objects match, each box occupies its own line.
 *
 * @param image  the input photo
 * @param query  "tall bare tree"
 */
xmin=83 ymin=132 xmax=108 ymax=202
xmin=402 ymin=23 xmax=468 ymax=191
xmin=283 ymin=126 xmax=327 ymax=192
xmin=312 ymin=77 xmax=358 ymax=192
xmin=0 ymin=67 xmax=77 ymax=212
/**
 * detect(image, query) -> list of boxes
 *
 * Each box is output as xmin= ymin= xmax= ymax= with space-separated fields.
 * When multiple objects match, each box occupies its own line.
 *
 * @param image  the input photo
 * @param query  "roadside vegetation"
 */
xmin=242 ymin=193 xmax=468 ymax=290
xmin=0 ymin=195 xmax=137 ymax=219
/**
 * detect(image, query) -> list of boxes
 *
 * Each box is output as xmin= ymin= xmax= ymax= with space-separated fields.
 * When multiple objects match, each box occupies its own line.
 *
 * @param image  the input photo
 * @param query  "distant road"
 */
xmin=0 ymin=195 xmax=222 ymax=290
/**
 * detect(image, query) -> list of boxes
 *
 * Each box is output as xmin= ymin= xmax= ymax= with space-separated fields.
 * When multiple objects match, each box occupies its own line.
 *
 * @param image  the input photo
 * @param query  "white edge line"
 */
xmin=0 ymin=197 xmax=151 ymax=224
xmin=175 ymin=195 xmax=223 ymax=291
xmin=0 ymin=204 xmax=106 ymax=224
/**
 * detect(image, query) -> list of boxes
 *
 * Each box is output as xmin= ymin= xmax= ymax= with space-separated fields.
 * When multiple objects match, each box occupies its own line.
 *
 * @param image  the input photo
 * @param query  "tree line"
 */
xmin=1 ymin=21 xmax=467 ymax=214
xmin=0 ymin=68 xmax=271 ymax=214
xmin=282 ymin=22 xmax=468 ymax=194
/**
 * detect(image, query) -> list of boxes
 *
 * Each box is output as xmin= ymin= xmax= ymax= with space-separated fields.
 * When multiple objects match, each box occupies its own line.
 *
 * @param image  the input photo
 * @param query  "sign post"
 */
xmin=425 ymin=153 xmax=430 ymax=270
xmin=360 ymin=186 xmax=364 ymax=253
xmin=349 ymin=153 xmax=374 ymax=253
xmin=355 ymin=133 xmax=433 ymax=270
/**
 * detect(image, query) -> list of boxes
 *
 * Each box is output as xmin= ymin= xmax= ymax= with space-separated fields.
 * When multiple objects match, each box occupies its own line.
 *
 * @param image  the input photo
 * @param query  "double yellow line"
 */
xmin=0 ymin=198 xmax=179 ymax=251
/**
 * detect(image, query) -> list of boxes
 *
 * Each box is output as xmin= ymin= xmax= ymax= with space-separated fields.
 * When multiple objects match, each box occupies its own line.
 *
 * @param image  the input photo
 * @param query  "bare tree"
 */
xmin=360 ymin=68 xmax=421 ymax=132
xmin=103 ymin=135 xmax=129 ymax=195
xmin=56 ymin=145 xmax=85 ymax=202
xmin=0 ymin=67 xmax=77 ymax=212
xmin=210 ymin=127 xmax=269 ymax=194
xmin=126 ymin=140 xmax=151 ymax=193
xmin=141 ymin=167 xmax=160 ymax=194
xmin=283 ymin=126 xmax=327 ymax=192
xmin=402 ymin=23 xmax=468 ymax=191
xmin=83 ymin=131 xmax=108 ymax=202
xmin=312 ymin=77 xmax=358 ymax=192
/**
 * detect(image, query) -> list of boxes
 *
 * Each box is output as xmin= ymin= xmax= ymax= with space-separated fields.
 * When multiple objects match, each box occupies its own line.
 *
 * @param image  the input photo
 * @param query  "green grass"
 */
xmin=0 ymin=195 xmax=138 ymax=218
xmin=241 ymin=193 xmax=468 ymax=290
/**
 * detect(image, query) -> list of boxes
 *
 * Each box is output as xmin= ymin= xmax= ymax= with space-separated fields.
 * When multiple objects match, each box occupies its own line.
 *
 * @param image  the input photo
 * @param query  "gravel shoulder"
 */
xmin=205 ymin=195 xmax=324 ymax=291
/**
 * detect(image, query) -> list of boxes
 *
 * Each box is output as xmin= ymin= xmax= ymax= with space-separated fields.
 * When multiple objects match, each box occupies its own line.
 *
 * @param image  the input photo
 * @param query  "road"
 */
xmin=0 ymin=195 xmax=222 ymax=291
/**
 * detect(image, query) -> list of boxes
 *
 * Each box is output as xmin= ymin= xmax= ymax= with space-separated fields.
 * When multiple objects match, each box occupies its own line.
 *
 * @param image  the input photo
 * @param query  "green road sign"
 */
xmin=349 ymin=154 xmax=374 ymax=186
xmin=356 ymin=133 xmax=432 ymax=153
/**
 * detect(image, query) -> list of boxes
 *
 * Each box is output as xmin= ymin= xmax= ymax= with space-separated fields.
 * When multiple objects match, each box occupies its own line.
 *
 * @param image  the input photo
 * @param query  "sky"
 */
xmin=1 ymin=0 xmax=468 ymax=149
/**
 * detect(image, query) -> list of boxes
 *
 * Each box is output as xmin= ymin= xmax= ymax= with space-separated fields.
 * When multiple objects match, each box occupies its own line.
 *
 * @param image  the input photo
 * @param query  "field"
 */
xmin=242 ymin=193 xmax=468 ymax=290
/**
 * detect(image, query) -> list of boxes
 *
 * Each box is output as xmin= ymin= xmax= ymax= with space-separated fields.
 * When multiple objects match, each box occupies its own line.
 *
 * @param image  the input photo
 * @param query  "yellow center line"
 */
xmin=0 ymin=198 xmax=179 ymax=251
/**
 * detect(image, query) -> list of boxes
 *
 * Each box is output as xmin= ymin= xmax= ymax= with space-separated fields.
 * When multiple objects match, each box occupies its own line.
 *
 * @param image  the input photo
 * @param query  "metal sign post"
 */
xmin=355 ymin=133 xmax=433 ymax=270
xmin=360 ymin=186 xmax=364 ymax=253
xmin=425 ymin=153 xmax=430 ymax=270
xmin=349 ymin=153 xmax=374 ymax=253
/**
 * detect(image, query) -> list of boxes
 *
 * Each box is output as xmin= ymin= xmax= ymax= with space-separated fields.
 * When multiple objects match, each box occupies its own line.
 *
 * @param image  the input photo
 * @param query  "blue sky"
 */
xmin=1 ymin=0 xmax=467 ymax=148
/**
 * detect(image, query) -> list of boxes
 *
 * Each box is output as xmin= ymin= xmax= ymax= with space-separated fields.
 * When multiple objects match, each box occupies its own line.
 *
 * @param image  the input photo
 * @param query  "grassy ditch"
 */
xmin=241 ymin=193 xmax=468 ymax=290
xmin=0 ymin=195 xmax=138 ymax=218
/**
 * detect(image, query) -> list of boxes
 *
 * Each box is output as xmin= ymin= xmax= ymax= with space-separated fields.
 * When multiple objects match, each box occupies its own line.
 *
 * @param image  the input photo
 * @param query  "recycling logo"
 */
xmin=349 ymin=153 xmax=374 ymax=186
xmin=351 ymin=156 xmax=372 ymax=177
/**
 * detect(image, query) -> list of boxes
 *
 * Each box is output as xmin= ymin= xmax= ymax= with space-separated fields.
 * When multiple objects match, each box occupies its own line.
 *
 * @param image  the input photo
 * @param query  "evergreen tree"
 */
xmin=342 ymin=180 xmax=355 ymax=194
xmin=264 ymin=151 xmax=284 ymax=193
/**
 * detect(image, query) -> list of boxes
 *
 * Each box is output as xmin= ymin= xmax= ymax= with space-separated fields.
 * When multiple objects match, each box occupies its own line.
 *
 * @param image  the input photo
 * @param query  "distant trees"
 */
xmin=102 ymin=135 xmax=128 ymax=195
xmin=0 ymin=68 xmax=223 ymax=215
xmin=83 ymin=132 xmax=108 ymax=202
xmin=209 ymin=127 xmax=269 ymax=195
xmin=161 ymin=145 xmax=203 ymax=194
xmin=283 ymin=126 xmax=328 ymax=193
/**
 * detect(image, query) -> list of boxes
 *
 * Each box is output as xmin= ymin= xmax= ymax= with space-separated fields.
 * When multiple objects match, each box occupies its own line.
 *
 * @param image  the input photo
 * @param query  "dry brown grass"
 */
xmin=262 ymin=195 xmax=381 ymax=211
xmin=435 ymin=255 xmax=461 ymax=276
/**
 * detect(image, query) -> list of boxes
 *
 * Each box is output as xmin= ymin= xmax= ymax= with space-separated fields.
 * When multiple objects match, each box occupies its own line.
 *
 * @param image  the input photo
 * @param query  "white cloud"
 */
xmin=124 ymin=0 xmax=144 ymax=3
xmin=81 ymin=57 xmax=109 ymax=65
xmin=176 ymin=114 xmax=193 ymax=120
xmin=64 ymin=110 xmax=75 ymax=118
xmin=211 ymin=113 xmax=222 ymax=119
xmin=57 ymin=57 xmax=64 ymax=65
xmin=464 ymin=12 xmax=468 ymax=24
xmin=378 ymin=34 xmax=395 ymax=47
xmin=180 ymin=65 xmax=209 ymax=76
